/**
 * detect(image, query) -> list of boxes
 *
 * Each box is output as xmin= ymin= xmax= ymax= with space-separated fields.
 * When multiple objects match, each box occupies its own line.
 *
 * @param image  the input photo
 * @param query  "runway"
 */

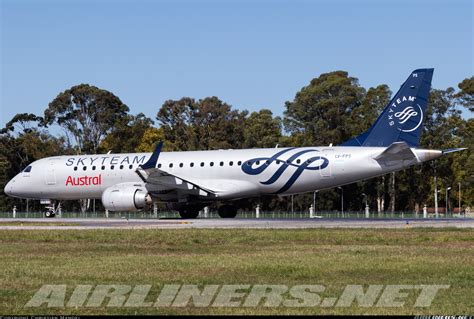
xmin=0 ymin=217 xmax=473 ymax=230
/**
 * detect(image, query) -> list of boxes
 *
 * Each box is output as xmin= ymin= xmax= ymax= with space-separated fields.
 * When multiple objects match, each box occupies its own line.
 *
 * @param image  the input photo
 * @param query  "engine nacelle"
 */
xmin=101 ymin=183 xmax=152 ymax=211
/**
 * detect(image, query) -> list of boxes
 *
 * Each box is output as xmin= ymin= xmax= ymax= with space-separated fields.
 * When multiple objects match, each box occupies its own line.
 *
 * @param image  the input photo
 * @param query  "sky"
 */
xmin=1 ymin=0 xmax=473 ymax=129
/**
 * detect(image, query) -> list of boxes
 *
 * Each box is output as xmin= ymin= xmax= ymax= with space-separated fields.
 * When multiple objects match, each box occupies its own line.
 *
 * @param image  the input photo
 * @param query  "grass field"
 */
xmin=0 ymin=228 xmax=472 ymax=315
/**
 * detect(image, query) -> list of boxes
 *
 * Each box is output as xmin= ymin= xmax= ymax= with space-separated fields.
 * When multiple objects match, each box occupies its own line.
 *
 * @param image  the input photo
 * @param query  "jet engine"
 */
xmin=101 ymin=183 xmax=152 ymax=211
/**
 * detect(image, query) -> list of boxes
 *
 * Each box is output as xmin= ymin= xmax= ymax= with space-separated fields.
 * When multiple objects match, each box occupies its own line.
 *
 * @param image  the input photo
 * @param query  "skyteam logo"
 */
xmin=241 ymin=148 xmax=329 ymax=193
xmin=395 ymin=106 xmax=418 ymax=124
xmin=387 ymin=96 xmax=423 ymax=132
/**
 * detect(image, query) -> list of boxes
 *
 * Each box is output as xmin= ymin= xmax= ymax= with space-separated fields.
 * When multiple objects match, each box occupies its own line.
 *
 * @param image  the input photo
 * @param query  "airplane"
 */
xmin=3 ymin=68 xmax=466 ymax=218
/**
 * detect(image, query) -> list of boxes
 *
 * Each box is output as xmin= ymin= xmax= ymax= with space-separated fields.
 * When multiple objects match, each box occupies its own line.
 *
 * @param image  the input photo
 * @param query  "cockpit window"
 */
xmin=23 ymin=166 xmax=32 ymax=173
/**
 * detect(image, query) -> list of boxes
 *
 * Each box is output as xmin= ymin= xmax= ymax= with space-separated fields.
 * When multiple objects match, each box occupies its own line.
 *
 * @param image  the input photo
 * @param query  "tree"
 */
xmin=44 ymin=84 xmax=129 ymax=154
xmin=0 ymin=113 xmax=66 ymax=167
xmin=394 ymin=88 xmax=465 ymax=212
xmin=156 ymin=97 xmax=198 ymax=151
xmin=43 ymin=84 xmax=129 ymax=213
xmin=0 ymin=114 xmax=67 ymax=212
xmin=0 ymin=113 xmax=45 ymax=134
xmin=156 ymin=97 xmax=248 ymax=151
xmin=136 ymin=127 xmax=166 ymax=153
xmin=350 ymin=85 xmax=391 ymax=134
xmin=99 ymin=113 xmax=155 ymax=153
xmin=283 ymin=71 xmax=368 ymax=212
xmin=243 ymin=109 xmax=282 ymax=148
xmin=456 ymin=77 xmax=474 ymax=111
xmin=457 ymin=118 xmax=473 ymax=207
xmin=284 ymin=70 xmax=366 ymax=146
xmin=351 ymin=85 xmax=392 ymax=212
xmin=193 ymin=97 xmax=247 ymax=150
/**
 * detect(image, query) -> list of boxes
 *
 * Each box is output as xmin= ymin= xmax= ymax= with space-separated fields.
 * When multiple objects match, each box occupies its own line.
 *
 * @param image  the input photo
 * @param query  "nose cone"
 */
xmin=4 ymin=179 xmax=14 ymax=196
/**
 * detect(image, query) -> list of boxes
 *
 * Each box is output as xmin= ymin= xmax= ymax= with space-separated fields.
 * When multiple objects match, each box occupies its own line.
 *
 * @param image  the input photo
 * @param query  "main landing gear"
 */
xmin=217 ymin=205 xmax=237 ymax=218
xmin=178 ymin=207 xmax=200 ymax=219
xmin=178 ymin=204 xmax=205 ymax=219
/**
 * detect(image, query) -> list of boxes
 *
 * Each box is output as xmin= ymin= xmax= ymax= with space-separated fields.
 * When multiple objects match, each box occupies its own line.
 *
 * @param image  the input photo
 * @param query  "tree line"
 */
xmin=1 ymin=71 xmax=472 ymax=213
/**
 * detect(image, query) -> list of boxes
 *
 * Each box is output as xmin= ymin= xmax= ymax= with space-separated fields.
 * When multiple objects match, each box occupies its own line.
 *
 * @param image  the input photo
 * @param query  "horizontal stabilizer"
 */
xmin=374 ymin=142 xmax=417 ymax=166
xmin=442 ymin=148 xmax=468 ymax=155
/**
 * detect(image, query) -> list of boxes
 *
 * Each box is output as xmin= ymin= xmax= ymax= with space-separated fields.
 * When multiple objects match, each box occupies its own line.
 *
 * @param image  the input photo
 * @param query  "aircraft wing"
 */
xmin=135 ymin=142 xmax=219 ymax=200
xmin=374 ymin=141 xmax=417 ymax=166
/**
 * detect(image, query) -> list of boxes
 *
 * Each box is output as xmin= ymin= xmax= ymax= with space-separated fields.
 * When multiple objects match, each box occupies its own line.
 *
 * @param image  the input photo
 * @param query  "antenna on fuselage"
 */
xmin=275 ymin=144 xmax=279 ymax=148
xmin=107 ymin=150 xmax=112 ymax=154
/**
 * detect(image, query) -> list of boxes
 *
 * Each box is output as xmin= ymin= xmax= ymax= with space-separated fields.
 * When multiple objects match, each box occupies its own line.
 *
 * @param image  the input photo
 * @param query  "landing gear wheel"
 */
xmin=45 ymin=211 xmax=56 ymax=218
xmin=218 ymin=205 xmax=237 ymax=218
xmin=178 ymin=209 xmax=200 ymax=219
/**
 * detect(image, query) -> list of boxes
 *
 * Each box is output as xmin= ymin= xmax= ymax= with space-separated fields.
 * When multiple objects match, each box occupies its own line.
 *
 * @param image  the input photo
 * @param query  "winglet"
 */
xmin=141 ymin=141 xmax=163 ymax=170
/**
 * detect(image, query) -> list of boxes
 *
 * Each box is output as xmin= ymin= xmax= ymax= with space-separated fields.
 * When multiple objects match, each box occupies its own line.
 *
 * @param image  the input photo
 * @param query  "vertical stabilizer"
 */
xmin=342 ymin=69 xmax=433 ymax=147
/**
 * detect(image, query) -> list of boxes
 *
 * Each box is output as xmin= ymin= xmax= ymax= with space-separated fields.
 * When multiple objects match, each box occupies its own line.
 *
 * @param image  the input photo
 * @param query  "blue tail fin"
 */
xmin=342 ymin=68 xmax=433 ymax=147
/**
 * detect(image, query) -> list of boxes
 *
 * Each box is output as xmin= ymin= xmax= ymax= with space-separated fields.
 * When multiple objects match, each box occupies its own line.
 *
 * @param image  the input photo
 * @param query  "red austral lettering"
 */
xmin=65 ymin=174 xmax=102 ymax=186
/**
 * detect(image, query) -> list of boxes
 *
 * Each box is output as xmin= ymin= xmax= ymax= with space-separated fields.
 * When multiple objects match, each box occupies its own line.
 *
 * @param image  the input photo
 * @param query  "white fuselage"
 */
xmin=4 ymin=146 xmax=441 ymax=202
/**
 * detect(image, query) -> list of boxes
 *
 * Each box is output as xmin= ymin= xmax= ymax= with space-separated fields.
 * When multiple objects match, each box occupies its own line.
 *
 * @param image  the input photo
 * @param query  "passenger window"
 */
xmin=83 ymin=166 xmax=87 ymax=171
xmin=158 ymin=164 xmax=162 ymax=168
xmin=179 ymin=163 xmax=183 ymax=168
xmin=200 ymin=162 xmax=204 ymax=167
xmin=119 ymin=165 xmax=123 ymax=169
xmin=92 ymin=166 xmax=96 ymax=170
xmin=229 ymin=161 xmax=233 ymax=166
xmin=101 ymin=166 xmax=105 ymax=170
xmin=256 ymin=161 xmax=260 ymax=165
xmin=238 ymin=161 xmax=242 ymax=165
xmin=210 ymin=162 xmax=214 ymax=167
xmin=111 ymin=165 xmax=115 ymax=170
xmin=74 ymin=167 xmax=78 ymax=171
xmin=129 ymin=165 xmax=133 ymax=169
xmin=247 ymin=161 xmax=252 ymax=166
xmin=220 ymin=161 xmax=224 ymax=166
xmin=265 ymin=161 xmax=270 ymax=165
xmin=169 ymin=163 xmax=173 ymax=168
xmin=296 ymin=159 xmax=301 ymax=164
xmin=276 ymin=160 xmax=280 ymax=165
xmin=190 ymin=163 xmax=194 ymax=167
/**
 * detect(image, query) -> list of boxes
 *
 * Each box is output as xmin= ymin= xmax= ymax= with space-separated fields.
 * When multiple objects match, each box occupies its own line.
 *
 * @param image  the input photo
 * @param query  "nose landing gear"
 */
xmin=43 ymin=201 xmax=61 ymax=218
xmin=44 ymin=209 xmax=55 ymax=218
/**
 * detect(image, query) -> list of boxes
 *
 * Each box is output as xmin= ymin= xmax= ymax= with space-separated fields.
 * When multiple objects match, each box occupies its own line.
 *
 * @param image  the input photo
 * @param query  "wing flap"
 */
xmin=136 ymin=142 xmax=219 ymax=199
xmin=138 ymin=166 xmax=218 ymax=197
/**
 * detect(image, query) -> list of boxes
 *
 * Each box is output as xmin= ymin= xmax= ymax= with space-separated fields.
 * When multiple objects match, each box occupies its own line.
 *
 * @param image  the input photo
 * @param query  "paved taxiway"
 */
xmin=0 ymin=218 xmax=473 ymax=230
